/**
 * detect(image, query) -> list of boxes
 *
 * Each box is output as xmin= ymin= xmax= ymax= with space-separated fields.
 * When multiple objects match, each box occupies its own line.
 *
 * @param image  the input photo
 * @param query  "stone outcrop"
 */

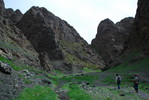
xmin=0 ymin=61 xmax=12 ymax=74
xmin=91 ymin=0 xmax=149 ymax=70
xmin=5 ymin=8 xmax=23 ymax=23
xmin=0 ymin=0 xmax=23 ymax=23
xmin=0 ymin=0 xmax=40 ymax=69
xmin=0 ymin=15 xmax=40 ymax=68
xmin=0 ymin=0 xmax=5 ymax=16
xmin=91 ymin=17 xmax=134 ymax=68
xmin=127 ymin=0 xmax=149 ymax=53
xmin=17 ymin=6 xmax=105 ymax=73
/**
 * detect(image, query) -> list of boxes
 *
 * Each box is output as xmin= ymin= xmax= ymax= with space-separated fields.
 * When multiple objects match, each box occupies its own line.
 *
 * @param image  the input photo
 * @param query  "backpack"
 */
xmin=134 ymin=76 xmax=139 ymax=84
xmin=117 ymin=76 xmax=121 ymax=82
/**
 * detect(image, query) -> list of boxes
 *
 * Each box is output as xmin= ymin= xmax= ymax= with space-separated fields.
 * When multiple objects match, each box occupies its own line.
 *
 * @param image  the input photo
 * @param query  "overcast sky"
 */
xmin=4 ymin=0 xmax=138 ymax=44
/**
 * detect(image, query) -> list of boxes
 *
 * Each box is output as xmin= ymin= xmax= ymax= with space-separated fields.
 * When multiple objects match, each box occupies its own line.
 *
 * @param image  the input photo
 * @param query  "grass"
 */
xmin=83 ymin=67 xmax=101 ymax=73
xmin=18 ymin=74 xmax=25 ymax=78
xmin=48 ymin=70 xmax=66 ymax=78
xmin=91 ymin=87 xmax=142 ymax=100
xmin=60 ymin=77 xmax=143 ymax=100
xmin=101 ymin=72 xmax=149 ymax=95
xmin=107 ymin=56 xmax=149 ymax=73
xmin=63 ymin=84 xmax=92 ymax=100
xmin=102 ymin=75 xmax=115 ymax=84
xmin=0 ymin=41 xmax=37 ymax=59
xmin=0 ymin=56 xmax=59 ymax=99
xmin=0 ymin=47 xmax=148 ymax=100
xmin=14 ymin=85 xmax=59 ymax=100
xmin=55 ymin=72 xmax=147 ymax=100
xmin=0 ymin=55 xmax=41 ymax=72
xmin=0 ymin=41 xmax=18 ymax=51
xmin=58 ymin=74 xmax=99 ymax=84
xmin=59 ymin=40 xmax=101 ymax=70
xmin=84 ymin=63 xmax=102 ymax=70
xmin=23 ymin=78 xmax=33 ymax=84
xmin=102 ymin=50 xmax=149 ymax=94
xmin=139 ymin=83 xmax=149 ymax=93
xmin=0 ymin=55 xmax=22 ymax=71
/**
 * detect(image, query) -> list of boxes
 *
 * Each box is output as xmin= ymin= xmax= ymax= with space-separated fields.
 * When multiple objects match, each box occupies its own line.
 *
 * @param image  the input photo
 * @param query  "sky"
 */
xmin=4 ymin=0 xmax=138 ymax=44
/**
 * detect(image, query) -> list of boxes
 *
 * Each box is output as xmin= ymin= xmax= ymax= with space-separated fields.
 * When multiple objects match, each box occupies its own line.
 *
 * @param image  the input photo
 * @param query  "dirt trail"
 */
xmin=137 ymin=91 xmax=149 ymax=100
xmin=85 ymin=72 xmax=149 ymax=100
xmin=56 ymin=72 xmax=149 ymax=100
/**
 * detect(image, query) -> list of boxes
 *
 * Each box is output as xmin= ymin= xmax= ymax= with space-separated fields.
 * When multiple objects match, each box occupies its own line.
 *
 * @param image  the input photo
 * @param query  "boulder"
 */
xmin=42 ymin=79 xmax=51 ymax=84
xmin=22 ymin=69 xmax=32 ymax=76
xmin=0 ymin=61 xmax=12 ymax=74
xmin=119 ymin=93 xmax=125 ymax=96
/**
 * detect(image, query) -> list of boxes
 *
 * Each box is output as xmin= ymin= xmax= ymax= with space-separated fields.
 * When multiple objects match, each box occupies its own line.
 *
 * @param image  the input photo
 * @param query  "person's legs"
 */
xmin=117 ymin=82 xmax=120 ymax=89
xmin=135 ymin=84 xmax=138 ymax=93
xmin=134 ymin=84 xmax=138 ymax=93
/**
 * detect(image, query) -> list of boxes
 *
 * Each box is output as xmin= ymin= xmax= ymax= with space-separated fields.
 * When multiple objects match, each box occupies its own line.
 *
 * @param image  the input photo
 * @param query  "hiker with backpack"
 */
xmin=133 ymin=74 xmax=139 ymax=93
xmin=115 ymin=74 xmax=121 ymax=89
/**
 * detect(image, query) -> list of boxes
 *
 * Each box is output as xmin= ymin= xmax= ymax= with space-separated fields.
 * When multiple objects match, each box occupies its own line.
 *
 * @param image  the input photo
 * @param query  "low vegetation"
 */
xmin=0 ymin=55 xmax=22 ymax=71
xmin=63 ymin=84 xmax=92 ymax=100
xmin=0 ymin=55 xmax=149 ymax=100
xmin=13 ymin=85 xmax=59 ymax=100
xmin=59 ymin=40 xmax=101 ymax=69
xmin=83 ymin=67 xmax=101 ymax=73
xmin=107 ymin=56 xmax=149 ymax=73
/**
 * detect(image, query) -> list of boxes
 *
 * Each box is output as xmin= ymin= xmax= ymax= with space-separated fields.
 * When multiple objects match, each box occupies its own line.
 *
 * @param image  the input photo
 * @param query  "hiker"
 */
xmin=133 ymin=74 xmax=139 ymax=93
xmin=115 ymin=74 xmax=121 ymax=89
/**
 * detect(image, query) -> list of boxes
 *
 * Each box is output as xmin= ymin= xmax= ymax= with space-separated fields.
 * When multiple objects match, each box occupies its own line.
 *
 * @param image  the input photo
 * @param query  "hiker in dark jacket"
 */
xmin=115 ymin=74 xmax=121 ymax=89
xmin=133 ymin=74 xmax=139 ymax=93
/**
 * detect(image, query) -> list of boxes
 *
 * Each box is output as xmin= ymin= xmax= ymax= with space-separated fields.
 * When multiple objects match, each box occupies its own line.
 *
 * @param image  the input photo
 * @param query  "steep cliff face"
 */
xmin=0 ymin=1 xmax=40 ymax=69
xmin=17 ymin=6 xmax=104 ymax=73
xmin=91 ymin=17 xmax=134 ymax=67
xmin=5 ymin=8 xmax=23 ymax=23
xmin=0 ymin=0 xmax=104 ymax=99
xmin=91 ymin=0 xmax=149 ymax=70
xmin=127 ymin=0 xmax=149 ymax=53
xmin=0 ymin=0 xmax=4 ymax=16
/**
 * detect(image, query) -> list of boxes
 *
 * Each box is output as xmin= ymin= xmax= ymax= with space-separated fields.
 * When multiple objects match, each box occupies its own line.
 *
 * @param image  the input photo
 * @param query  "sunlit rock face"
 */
xmin=91 ymin=17 xmax=134 ymax=69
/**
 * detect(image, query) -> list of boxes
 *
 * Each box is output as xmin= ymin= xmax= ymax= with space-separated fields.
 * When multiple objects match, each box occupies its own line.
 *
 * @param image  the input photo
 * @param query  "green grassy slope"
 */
xmin=105 ymin=50 xmax=149 ymax=73
xmin=107 ymin=57 xmax=149 ymax=73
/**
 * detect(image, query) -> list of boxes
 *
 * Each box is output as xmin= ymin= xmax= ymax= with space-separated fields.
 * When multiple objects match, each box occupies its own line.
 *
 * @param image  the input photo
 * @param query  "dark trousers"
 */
xmin=134 ymin=84 xmax=138 ymax=93
xmin=117 ymin=81 xmax=121 ymax=89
